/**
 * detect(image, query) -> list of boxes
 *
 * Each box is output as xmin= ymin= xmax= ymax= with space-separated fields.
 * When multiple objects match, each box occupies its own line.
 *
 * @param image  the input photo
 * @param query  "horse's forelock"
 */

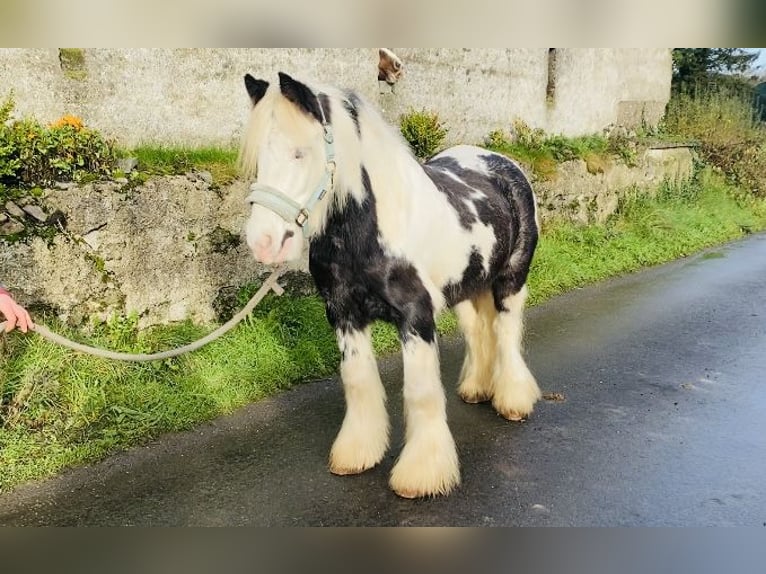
xmin=239 ymin=87 xmax=322 ymax=180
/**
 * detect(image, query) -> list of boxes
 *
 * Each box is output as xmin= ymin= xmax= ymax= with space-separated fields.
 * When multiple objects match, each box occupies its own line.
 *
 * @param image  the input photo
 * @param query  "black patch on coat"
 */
xmin=421 ymin=163 xmax=478 ymax=230
xmin=310 ymin=166 xmax=435 ymax=344
xmin=278 ymin=72 xmax=330 ymax=125
xmin=479 ymin=154 xmax=539 ymax=308
xmin=442 ymin=249 xmax=487 ymax=306
xmin=342 ymin=91 xmax=362 ymax=137
xmin=423 ymin=153 xmax=538 ymax=311
xmin=244 ymin=74 xmax=269 ymax=106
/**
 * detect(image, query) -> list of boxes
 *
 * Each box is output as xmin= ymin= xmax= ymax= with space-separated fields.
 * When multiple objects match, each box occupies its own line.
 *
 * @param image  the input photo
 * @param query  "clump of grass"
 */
xmin=527 ymin=169 xmax=766 ymax=305
xmin=484 ymin=120 xmax=633 ymax=181
xmin=400 ymin=108 xmax=449 ymax=160
xmin=661 ymin=88 xmax=766 ymax=197
xmin=127 ymin=146 xmax=239 ymax=186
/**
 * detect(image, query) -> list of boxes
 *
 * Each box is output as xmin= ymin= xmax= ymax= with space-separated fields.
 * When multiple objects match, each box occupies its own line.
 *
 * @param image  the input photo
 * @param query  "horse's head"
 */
xmin=240 ymin=72 xmax=334 ymax=264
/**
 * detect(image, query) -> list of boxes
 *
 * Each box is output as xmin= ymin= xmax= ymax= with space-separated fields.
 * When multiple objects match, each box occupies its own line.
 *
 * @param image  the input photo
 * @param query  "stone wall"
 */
xmin=1 ymin=146 xmax=694 ymax=328
xmin=0 ymin=48 xmax=672 ymax=147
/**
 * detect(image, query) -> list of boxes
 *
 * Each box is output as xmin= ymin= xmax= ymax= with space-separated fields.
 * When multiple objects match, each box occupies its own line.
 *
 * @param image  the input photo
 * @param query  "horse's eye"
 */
xmin=294 ymin=149 xmax=305 ymax=160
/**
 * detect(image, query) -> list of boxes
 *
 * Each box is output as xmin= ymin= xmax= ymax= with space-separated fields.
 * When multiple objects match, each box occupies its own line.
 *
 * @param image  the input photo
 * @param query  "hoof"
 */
xmin=458 ymin=389 xmax=492 ymax=404
xmin=388 ymin=426 xmax=460 ymax=499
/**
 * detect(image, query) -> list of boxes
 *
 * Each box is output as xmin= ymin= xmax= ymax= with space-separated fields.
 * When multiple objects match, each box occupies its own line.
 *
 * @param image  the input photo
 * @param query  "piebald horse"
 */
xmin=240 ymin=72 xmax=540 ymax=498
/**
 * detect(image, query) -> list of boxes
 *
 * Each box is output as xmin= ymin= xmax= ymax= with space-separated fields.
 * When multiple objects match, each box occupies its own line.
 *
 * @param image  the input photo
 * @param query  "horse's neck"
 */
xmin=350 ymin=127 xmax=436 ymax=250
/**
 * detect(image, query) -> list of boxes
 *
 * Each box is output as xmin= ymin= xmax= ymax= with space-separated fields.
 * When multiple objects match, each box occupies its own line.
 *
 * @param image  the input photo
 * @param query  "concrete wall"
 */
xmin=0 ymin=48 xmax=672 ymax=147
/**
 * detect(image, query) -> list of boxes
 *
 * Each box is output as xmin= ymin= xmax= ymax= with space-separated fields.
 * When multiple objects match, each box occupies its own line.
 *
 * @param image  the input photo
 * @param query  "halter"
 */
xmin=246 ymin=93 xmax=336 ymax=238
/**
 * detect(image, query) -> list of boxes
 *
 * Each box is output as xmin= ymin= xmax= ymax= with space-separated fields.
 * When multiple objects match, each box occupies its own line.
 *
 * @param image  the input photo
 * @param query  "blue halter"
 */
xmin=246 ymin=94 xmax=336 ymax=238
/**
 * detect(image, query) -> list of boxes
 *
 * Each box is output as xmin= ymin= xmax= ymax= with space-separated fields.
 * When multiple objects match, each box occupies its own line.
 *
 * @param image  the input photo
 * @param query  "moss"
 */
xmin=208 ymin=226 xmax=240 ymax=253
xmin=84 ymin=252 xmax=111 ymax=283
xmin=59 ymin=49 xmax=87 ymax=81
xmin=584 ymin=152 xmax=610 ymax=175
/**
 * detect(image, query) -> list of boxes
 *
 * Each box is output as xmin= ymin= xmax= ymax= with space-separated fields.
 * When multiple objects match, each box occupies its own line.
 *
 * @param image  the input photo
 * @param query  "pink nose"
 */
xmin=257 ymin=235 xmax=273 ymax=249
xmin=253 ymin=234 xmax=274 ymax=262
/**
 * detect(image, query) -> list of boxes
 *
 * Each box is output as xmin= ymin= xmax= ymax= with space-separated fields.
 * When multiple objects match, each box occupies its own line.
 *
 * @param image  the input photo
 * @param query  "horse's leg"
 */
xmin=389 ymin=329 xmax=460 ymax=498
xmin=329 ymin=327 xmax=390 ymax=475
xmin=491 ymin=284 xmax=541 ymax=421
xmin=455 ymin=291 xmax=497 ymax=403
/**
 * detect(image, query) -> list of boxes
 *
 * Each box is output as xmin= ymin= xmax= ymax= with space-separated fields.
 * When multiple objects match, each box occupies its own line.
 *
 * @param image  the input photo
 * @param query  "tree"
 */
xmin=672 ymin=48 xmax=758 ymax=92
xmin=756 ymin=82 xmax=766 ymax=122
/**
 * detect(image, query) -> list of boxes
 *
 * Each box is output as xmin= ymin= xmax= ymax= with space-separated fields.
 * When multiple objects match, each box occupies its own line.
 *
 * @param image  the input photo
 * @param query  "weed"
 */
xmin=661 ymin=88 xmax=766 ymax=197
xmin=127 ymin=146 xmax=239 ymax=186
xmin=400 ymin=109 xmax=449 ymax=160
xmin=0 ymin=92 xmax=115 ymax=188
xmin=484 ymin=121 xmax=620 ymax=181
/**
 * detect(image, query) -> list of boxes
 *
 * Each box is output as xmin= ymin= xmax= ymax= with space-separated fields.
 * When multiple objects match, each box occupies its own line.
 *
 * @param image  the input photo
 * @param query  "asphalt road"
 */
xmin=1 ymin=233 xmax=765 ymax=526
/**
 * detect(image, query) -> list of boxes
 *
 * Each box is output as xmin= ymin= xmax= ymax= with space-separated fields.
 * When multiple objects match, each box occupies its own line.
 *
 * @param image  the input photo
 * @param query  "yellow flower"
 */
xmin=51 ymin=114 xmax=84 ymax=130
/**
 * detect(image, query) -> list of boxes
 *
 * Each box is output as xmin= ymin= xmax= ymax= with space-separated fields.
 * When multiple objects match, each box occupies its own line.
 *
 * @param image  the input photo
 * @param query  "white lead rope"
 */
xmin=0 ymin=266 xmax=287 ymax=362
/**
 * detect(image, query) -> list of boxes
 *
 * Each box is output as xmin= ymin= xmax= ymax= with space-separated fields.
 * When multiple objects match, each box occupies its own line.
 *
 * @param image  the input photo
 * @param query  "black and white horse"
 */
xmin=240 ymin=72 xmax=540 ymax=498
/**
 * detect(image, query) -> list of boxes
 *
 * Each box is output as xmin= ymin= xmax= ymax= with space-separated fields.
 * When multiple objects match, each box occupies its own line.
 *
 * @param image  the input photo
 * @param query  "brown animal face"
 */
xmin=378 ymin=48 xmax=403 ymax=85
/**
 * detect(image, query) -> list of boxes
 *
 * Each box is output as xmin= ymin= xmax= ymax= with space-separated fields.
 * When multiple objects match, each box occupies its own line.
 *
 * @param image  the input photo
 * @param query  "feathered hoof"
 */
xmin=457 ymin=377 xmax=493 ymax=404
xmin=492 ymin=372 xmax=541 ymax=422
xmin=388 ymin=428 xmax=460 ymax=499
xmin=329 ymin=432 xmax=388 ymax=476
xmin=458 ymin=388 xmax=492 ymax=404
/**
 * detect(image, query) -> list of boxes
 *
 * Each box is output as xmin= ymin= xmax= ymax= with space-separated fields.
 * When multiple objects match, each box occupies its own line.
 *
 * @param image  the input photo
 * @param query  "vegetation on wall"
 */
xmin=0 ymin=93 xmax=115 ymax=192
xmin=399 ymin=108 xmax=449 ymax=160
xmin=484 ymin=120 xmax=638 ymax=181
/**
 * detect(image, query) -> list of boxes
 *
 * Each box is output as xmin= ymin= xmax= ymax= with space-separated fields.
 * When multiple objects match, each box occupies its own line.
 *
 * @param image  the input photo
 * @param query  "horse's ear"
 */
xmin=244 ymin=74 xmax=269 ymax=106
xmin=278 ymin=72 xmax=322 ymax=122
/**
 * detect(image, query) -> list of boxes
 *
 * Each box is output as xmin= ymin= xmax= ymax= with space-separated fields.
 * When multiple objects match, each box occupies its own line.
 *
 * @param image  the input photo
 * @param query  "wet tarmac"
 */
xmin=1 ymin=234 xmax=765 ymax=526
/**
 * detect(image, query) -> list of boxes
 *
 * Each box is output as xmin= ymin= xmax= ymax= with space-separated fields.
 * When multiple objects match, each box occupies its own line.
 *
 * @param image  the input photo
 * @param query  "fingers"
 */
xmin=22 ymin=308 xmax=34 ymax=332
xmin=3 ymin=311 xmax=16 ymax=333
xmin=15 ymin=306 xmax=30 ymax=333
xmin=0 ymin=298 xmax=33 ymax=333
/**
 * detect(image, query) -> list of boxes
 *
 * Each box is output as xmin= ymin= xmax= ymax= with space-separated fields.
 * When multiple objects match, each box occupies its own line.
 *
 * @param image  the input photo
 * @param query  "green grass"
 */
xmin=1 ymin=169 xmax=765 ymax=492
xmin=126 ymin=146 xmax=239 ymax=186
xmin=526 ymin=172 xmax=765 ymax=304
xmin=484 ymin=124 xmax=637 ymax=180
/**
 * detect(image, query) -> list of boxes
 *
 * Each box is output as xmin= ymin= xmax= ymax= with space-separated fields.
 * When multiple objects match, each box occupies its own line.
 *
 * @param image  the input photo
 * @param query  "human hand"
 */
xmin=0 ymin=291 xmax=34 ymax=333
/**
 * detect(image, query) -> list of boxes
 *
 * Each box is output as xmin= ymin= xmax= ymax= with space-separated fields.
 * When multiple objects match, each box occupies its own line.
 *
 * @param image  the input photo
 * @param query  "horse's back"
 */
xmin=422 ymin=144 xmax=539 ymax=298
xmin=422 ymin=144 xmax=537 ymax=232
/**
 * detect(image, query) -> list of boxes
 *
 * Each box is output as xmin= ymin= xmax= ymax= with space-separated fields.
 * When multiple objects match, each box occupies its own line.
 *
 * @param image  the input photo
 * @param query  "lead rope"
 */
xmin=0 ymin=266 xmax=287 ymax=362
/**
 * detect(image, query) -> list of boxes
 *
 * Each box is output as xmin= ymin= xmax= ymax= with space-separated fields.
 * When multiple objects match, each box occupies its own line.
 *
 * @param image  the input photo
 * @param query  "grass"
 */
xmin=484 ymin=123 xmax=637 ymax=181
xmin=2 ymin=166 xmax=764 ymax=492
xmin=126 ymin=146 xmax=239 ymax=186
xmin=527 ymin=170 xmax=766 ymax=305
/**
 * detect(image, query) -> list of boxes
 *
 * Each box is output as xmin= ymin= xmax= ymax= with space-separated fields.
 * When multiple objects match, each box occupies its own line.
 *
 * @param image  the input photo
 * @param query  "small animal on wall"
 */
xmin=240 ymin=71 xmax=540 ymax=498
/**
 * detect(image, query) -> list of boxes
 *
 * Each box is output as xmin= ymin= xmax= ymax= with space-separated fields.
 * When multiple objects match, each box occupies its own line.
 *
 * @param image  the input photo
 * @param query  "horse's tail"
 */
xmin=496 ymin=156 xmax=539 ymax=290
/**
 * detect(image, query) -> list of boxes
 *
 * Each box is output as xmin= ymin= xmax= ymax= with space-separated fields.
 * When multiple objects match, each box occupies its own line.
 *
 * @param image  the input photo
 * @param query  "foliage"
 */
xmin=526 ymin=169 xmax=766 ymax=306
xmin=756 ymin=82 xmax=766 ymax=122
xmin=484 ymin=120 xmax=638 ymax=181
xmin=672 ymin=49 xmax=758 ymax=94
xmin=400 ymin=108 xmax=448 ymax=160
xmin=661 ymin=88 xmax=766 ymax=197
xmin=128 ymin=146 xmax=239 ymax=186
xmin=0 ymin=92 xmax=115 ymax=188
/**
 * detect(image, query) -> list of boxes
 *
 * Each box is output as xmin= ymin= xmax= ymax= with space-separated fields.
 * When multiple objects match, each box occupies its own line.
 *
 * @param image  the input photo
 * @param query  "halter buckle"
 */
xmin=295 ymin=209 xmax=310 ymax=227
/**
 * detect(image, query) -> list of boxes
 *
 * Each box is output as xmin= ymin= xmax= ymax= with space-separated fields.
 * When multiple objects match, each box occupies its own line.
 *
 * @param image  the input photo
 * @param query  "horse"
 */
xmin=240 ymin=71 xmax=541 ymax=498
